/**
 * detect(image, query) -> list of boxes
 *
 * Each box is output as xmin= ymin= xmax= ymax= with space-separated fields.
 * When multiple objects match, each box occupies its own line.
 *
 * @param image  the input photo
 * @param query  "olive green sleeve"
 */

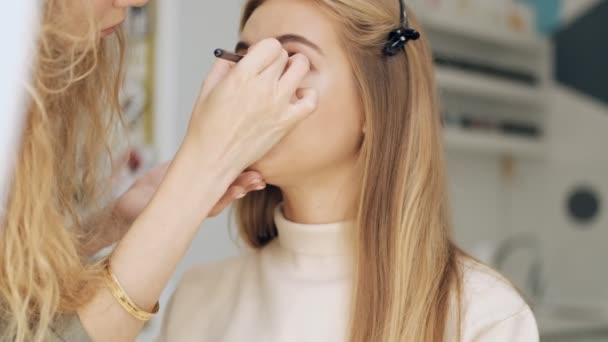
xmin=48 ymin=314 xmax=92 ymax=342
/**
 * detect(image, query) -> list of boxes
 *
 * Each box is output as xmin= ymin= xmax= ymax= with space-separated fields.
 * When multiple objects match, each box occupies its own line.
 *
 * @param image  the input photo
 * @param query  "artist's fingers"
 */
xmin=286 ymin=88 xmax=318 ymax=122
xmin=208 ymin=186 xmax=244 ymax=217
xmin=208 ymin=183 xmax=267 ymax=217
xmin=208 ymin=173 xmax=267 ymax=217
xmin=261 ymin=49 xmax=289 ymax=81
xmin=236 ymin=38 xmax=283 ymax=76
xmin=278 ymin=54 xmax=311 ymax=98
xmin=233 ymin=171 xmax=264 ymax=188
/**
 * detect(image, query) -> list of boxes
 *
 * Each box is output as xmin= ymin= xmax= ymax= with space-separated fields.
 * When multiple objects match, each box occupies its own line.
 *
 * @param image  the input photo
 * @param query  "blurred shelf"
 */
xmin=443 ymin=127 xmax=544 ymax=159
xmin=436 ymin=67 xmax=543 ymax=107
xmin=416 ymin=12 xmax=544 ymax=51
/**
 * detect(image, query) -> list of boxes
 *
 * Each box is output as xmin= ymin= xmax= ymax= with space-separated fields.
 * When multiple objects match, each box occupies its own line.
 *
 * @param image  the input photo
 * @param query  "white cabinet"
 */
xmin=412 ymin=5 xmax=552 ymax=159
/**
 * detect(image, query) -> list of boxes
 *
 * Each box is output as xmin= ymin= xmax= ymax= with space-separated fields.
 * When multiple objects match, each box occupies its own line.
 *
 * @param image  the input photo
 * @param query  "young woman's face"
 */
xmin=94 ymin=0 xmax=149 ymax=37
xmin=240 ymin=0 xmax=364 ymax=186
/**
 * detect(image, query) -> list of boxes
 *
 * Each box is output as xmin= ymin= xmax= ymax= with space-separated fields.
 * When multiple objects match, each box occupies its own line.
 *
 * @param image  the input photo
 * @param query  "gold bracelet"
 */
xmin=103 ymin=261 xmax=160 ymax=322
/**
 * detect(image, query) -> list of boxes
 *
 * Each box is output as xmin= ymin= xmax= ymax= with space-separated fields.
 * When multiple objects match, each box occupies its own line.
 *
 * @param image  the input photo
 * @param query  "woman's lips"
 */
xmin=101 ymin=27 xmax=116 ymax=37
xmin=101 ymin=22 xmax=123 ymax=37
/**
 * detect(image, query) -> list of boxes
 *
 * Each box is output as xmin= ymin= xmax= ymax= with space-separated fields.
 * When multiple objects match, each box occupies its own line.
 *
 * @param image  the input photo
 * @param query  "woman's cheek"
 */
xmin=311 ymin=70 xmax=335 ymax=108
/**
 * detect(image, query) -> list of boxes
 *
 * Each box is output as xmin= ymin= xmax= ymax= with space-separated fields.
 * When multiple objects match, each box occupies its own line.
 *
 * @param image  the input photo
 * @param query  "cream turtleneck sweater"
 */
xmin=158 ymin=206 xmax=538 ymax=341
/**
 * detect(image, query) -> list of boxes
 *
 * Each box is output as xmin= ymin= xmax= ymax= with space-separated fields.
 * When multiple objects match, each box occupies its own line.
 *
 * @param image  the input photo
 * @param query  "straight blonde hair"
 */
xmin=236 ymin=1 xmax=463 ymax=341
xmin=0 ymin=1 xmax=125 ymax=341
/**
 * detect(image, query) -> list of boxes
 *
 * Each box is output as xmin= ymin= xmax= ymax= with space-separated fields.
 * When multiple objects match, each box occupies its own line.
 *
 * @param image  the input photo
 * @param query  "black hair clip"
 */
xmin=383 ymin=0 xmax=421 ymax=56
xmin=383 ymin=28 xmax=420 ymax=56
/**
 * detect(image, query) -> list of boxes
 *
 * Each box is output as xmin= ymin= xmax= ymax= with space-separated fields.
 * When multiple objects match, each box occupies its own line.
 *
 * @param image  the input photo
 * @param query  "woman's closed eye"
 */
xmin=236 ymin=34 xmax=323 ymax=69
xmin=235 ymin=48 xmax=316 ymax=72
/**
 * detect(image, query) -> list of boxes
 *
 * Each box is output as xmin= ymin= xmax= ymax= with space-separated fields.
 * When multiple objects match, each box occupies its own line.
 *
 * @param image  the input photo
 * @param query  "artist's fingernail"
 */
xmin=249 ymin=178 xmax=263 ymax=186
xmin=236 ymin=192 xmax=247 ymax=199
xmin=254 ymin=184 xmax=267 ymax=191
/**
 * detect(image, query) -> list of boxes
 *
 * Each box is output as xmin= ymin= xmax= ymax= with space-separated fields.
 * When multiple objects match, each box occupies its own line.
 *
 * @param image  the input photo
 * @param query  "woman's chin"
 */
xmin=249 ymin=157 xmax=297 ymax=187
xmin=249 ymin=158 xmax=280 ymax=184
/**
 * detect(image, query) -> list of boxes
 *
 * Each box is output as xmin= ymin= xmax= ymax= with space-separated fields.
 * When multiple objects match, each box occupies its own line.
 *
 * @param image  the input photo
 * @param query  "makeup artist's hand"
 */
xmin=116 ymin=162 xmax=266 ymax=224
xmin=184 ymin=38 xmax=318 ymax=177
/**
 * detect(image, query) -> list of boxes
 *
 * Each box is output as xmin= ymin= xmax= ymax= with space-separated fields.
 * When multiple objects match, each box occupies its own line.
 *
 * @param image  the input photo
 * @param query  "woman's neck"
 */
xmin=279 ymin=163 xmax=360 ymax=224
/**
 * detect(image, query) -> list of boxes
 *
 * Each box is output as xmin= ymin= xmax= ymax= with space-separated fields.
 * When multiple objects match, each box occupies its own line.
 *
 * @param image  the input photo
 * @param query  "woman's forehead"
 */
xmin=240 ymin=0 xmax=338 ymax=49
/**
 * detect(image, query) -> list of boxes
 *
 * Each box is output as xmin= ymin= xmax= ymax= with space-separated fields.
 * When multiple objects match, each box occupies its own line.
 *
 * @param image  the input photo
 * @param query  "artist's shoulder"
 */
xmin=456 ymin=258 xmax=538 ymax=341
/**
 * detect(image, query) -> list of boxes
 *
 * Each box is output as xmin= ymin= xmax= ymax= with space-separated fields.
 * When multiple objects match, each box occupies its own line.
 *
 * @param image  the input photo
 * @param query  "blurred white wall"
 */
xmin=0 ymin=2 xmax=39 ymax=207
xmin=519 ymin=85 xmax=608 ymax=305
xmin=154 ymin=0 xmax=244 ymax=160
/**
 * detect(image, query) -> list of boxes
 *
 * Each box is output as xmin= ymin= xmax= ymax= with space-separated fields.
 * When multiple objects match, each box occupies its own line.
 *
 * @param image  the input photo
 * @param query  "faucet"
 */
xmin=492 ymin=233 xmax=546 ymax=304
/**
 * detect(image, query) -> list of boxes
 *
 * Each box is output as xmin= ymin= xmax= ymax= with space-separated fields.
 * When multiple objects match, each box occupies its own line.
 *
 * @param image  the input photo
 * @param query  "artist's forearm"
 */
xmin=76 ymin=140 xmax=240 ymax=341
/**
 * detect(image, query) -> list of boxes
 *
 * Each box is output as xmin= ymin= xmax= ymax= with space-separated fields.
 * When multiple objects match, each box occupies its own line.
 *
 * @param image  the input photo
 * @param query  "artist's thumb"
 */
xmin=199 ymin=59 xmax=234 ymax=101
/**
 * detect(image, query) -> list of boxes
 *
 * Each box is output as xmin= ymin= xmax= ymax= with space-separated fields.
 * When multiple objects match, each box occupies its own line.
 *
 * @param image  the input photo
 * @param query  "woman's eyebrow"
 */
xmin=235 ymin=34 xmax=324 ymax=55
xmin=276 ymin=34 xmax=324 ymax=55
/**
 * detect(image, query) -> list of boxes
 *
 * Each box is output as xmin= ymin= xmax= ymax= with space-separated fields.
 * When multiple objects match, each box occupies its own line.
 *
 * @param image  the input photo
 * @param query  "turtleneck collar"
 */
xmin=274 ymin=205 xmax=353 ymax=257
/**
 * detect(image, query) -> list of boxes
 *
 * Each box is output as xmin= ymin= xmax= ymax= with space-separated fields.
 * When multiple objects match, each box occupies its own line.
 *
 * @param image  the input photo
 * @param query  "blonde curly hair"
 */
xmin=0 ymin=1 xmax=125 ymax=341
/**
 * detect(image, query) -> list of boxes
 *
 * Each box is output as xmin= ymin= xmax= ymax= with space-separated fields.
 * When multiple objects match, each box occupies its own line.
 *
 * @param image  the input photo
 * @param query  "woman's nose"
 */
xmin=113 ymin=0 xmax=149 ymax=8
